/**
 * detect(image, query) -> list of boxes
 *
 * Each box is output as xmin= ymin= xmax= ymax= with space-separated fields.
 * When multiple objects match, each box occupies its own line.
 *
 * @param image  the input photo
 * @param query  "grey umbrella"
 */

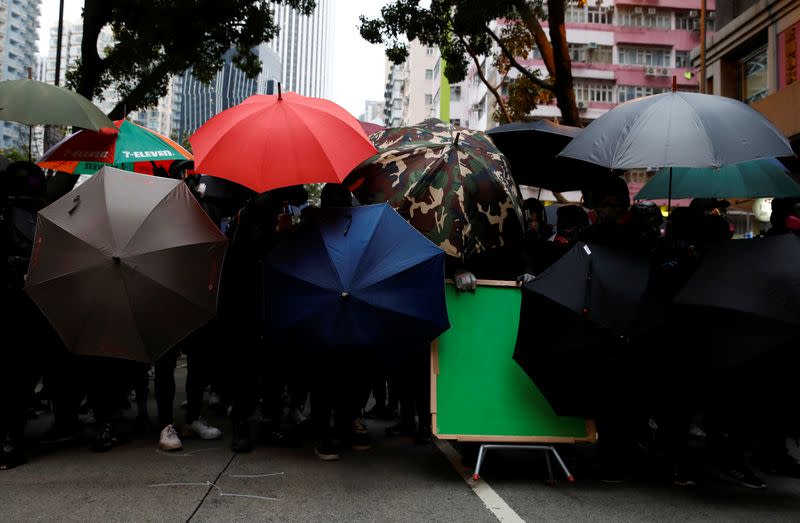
xmin=25 ymin=167 xmax=227 ymax=362
xmin=558 ymin=91 xmax=794 ymax=170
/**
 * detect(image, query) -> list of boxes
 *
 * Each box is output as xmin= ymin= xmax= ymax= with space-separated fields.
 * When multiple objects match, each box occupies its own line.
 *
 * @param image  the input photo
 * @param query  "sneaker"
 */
xmin=159 ymin=425 xmax=183 ymax=451
xmin=719 ymin=466 xmax=767 ymax=489
xmin=188 ymin=417 xmax=222 ymax=440
xmin=315 ymin=441 xmax=341 ymax=461
xmin=92 ymin=423 xmax=118 ymax=453
xmin=289 ymin=407 xmax=306 ymax=425
xmin=350 ymin=420 xmax=370 ymax=451
xmin=415 ymin=426 xmax=433 ymax=445
xmin=672 ymin=466 xmax=696 ymax=487
xmin=0 ymin=443 xmax=26 ymax=471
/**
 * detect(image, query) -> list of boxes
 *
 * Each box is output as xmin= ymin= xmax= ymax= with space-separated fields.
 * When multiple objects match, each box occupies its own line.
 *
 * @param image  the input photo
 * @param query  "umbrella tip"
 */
xmin=112 ymin=256 xmax=121 ymax=265
xmin=454 ymin=132 xmax=460 ymax=146
xmin=278 ymin=82 xmax=282 ymax=101
xmin=672 ymin=75 xmax=677 ymax=93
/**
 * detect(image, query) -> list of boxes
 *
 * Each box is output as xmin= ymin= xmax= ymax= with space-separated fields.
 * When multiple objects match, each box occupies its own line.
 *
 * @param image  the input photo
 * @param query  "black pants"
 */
xmin=392 ymin=344 xmax=431 ymax=431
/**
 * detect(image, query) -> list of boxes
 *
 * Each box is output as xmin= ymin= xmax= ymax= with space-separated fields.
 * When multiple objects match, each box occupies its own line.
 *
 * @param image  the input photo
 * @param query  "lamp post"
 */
xmin=700 ymin=0 xmax=707 ymax=93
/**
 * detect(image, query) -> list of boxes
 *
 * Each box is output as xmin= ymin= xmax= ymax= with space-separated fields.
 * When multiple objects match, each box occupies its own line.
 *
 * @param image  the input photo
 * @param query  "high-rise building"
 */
xmin=382 ymin=40 xmax=439 ymax=127
xmin=699 ymin=0 xmax=799 ymax=154
xmin=174 ymin=45 xmax=282 ymax=139
xmin=267 ymin=0 xmax=335 ymax=98
xmin=358 ymin=100 xmax=384 ymax=125
xmin=449 ymin=1 xmax=716 ymax=130
xmin=0 ymin=0 xmax=41 ymax=149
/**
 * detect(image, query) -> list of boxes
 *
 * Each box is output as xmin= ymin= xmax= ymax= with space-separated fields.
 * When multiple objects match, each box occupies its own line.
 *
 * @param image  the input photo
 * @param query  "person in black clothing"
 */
xmin=0 ymin=162 xmax=56 ymax=468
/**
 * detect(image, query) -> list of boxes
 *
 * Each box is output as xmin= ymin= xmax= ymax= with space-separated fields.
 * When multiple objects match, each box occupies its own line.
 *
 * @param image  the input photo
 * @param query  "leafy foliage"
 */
xmin=68 ymin=0 xmax=316 ymax=119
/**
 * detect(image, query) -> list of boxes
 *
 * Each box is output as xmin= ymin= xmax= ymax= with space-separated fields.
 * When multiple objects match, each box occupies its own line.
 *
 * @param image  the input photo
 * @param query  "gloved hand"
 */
xmin=454 ymin=269 xmax=477 ymax=292
xmin=516 ymin=273 xmax=535 ymax=285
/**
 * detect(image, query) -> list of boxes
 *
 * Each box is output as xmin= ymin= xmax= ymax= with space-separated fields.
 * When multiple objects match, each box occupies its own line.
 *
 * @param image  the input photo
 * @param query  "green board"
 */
xmin=433 ymin=282 xmax=594 ymax=442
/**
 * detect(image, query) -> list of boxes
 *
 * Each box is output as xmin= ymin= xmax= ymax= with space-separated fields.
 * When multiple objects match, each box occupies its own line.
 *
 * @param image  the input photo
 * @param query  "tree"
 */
xmin=68 ymin=0 xmax=315 ymax=120
xmin=360 ymin=0 xmax=590 ymax=126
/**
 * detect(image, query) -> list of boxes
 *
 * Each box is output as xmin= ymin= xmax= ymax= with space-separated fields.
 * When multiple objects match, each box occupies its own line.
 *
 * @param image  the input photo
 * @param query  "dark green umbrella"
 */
xmin=0 ymin=79 xmax=114 ymax=131
xmin=635 ymin=158 xmax=800 ymax=200
xmin=344 ymin=118 xmax=523 ymax=261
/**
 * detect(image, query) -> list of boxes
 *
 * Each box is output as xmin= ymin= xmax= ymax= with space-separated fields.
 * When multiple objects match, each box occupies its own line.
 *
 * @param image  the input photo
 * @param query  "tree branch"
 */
xmin=512 ymin=0 xmax=556 ymax=76
xmin=484 ymin=24 xmax=554 ymax=91
xmin=108 ymin=62 xmax=173 ymax=120
xmin=458 ymin=35 xmax=513 ymax=124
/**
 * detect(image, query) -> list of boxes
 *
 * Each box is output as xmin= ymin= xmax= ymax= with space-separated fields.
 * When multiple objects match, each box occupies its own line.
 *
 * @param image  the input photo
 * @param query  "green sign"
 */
xmin=433 ymin=282 xmax=594 ymax=442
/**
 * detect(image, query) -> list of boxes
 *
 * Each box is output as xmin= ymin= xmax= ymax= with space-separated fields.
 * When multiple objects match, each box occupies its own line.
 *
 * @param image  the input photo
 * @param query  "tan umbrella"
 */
xmin=25 ymin=167 xmax=227 ymax=362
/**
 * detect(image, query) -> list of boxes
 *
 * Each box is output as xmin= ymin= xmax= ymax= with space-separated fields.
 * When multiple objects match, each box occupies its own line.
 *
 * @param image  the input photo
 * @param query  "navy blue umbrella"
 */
xmin=263 ymin=203 xmax=449 ymax=347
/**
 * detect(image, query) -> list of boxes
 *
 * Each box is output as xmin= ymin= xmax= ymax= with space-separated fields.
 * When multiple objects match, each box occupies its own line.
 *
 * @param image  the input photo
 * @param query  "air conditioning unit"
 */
xmin=577 ymin=101 xmax=587 ymax=111
xmin=634 ymin=7 xmax=643 ymax=14
xmin=708 ymin=11 xmax=716 ymax=20
xmin=688 ymin=10 xmax=699 ymax=18
xmin=645 ymin=66 xmax=657 ymax=76
xmin=692 ymin=19 xmax=701 ymax=31
xmin=657 ymin=67 xmax=671 ymax=76
xmin=647 ymin=8 xmax=657 ymax=15
xmin=588 ymin=42 xmax=598 ymax=49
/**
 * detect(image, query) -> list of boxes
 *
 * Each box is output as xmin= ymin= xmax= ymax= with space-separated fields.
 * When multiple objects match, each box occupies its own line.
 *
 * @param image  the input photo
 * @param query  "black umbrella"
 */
xmin=514 ymin=242 xmax=652 ymax=416
xmin=672 ymin=234 xmax=800 ymax=376
xmin=487 ymin=120 xmax=609 ymax=192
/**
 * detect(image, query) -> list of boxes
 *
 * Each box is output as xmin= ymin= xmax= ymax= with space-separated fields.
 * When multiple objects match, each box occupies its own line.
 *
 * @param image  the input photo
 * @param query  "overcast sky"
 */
xmin=38 ymin=0 xmax=389 ymax=117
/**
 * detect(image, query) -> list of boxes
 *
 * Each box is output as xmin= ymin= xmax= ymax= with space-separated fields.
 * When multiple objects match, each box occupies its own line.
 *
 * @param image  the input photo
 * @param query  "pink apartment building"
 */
xmin=465 ymin=0 xmax=716 ymax=126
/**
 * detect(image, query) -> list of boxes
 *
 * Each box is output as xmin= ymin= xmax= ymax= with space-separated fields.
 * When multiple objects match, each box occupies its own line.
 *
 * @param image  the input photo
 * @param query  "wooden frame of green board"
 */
xmin=431 ymin=279 xmax=597 ymax=444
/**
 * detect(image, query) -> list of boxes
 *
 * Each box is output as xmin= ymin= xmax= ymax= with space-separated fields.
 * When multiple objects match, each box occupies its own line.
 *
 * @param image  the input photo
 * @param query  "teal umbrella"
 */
xmin=634 ymin=158 xmax=800 ymax=200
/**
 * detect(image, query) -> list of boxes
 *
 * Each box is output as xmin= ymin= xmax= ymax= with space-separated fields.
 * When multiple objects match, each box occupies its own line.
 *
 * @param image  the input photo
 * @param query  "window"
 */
xmin=587 ymin=7 xmax=611 ymax=24
xmin=741 ymin=46 xmax=768 ymax=104
xmin=569 ymin=43 xmax=613 ymax=64
xmin=565 ymin=5 xmax=587 ymax=23
xmin=450 ymin=85 xmax=461 ymax=101
xmin=574 ymin=81 xmax=615 ymax=103
xmin=425 ymin=69 xmax=433 ymax=80
xmin=676 ymin=13 xmax=693 ymax=31
xmin=675 ymin=51 xmax=691 ymax=68
xmin=618 ymin=46 xmax=672 ymax=67
xmin=617 ymin=8 xmax=670 ymax=29
xmin=425 ymin=93 xmax=433 ymax=105
xmin=617 ymin=85 xmax=667 ymax=103
xmin=426 ymin=46 xmax=435 ymax=56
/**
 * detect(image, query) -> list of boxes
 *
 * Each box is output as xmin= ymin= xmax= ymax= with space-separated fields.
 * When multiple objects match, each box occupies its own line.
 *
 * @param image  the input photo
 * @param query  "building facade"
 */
xmin=174 ymin=45 xmax=282 ymax=139
xmin=460 ymin=0 xmax=715 ymax=130
xmin=382 ymin=40 xmax=440 ymax=127
xmin=358 ymin=99 xmax=384 ymax=125
xmin=267 ymin=0 xmax=334 ymax=99
xmin=0 ymin=0 xmax=40 ymax=149
xmin=698 ymin=0 xmax=800 ymax=153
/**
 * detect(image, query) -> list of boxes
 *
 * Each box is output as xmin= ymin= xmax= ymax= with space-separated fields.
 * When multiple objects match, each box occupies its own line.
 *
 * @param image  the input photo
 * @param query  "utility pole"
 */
xmin=700 ymin=0 xmax=707 ymax=93
xmin=45 ymin=0 xmax=66 ymax=154
xmin=53 ymin=0 xmax=64 ymax=86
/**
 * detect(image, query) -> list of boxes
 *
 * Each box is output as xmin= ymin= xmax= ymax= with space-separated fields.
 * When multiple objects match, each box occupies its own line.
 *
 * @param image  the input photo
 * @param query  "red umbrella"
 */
xmin=190 ymin=89 xmax=377 ymax=193
xmin=359 ymin=120 xmax=385 ymax=135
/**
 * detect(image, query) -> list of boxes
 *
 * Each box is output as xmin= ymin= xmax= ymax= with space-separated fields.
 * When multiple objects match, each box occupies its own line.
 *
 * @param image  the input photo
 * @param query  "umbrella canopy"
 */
xmin=558 ymin=92 xmax=794 ymax=170
xmin=359 ymin=121 xmax=385 ymax=135
xmin=25 ymin=167 xmax=227 ymax=362
xmin=190 ymin=91 xmax=377 ymax=193
xmin=0 ymin=78 xmax=114 ymax=131
xmin=263 ymin=203 xmax=449 ymax=347
xmin=672 ymin=235 xmax=800 ymax=371
xmin=37 ymin=119 xmax=192 ymax=175
xmin=514 ymin=242 xmax=652 ymax=416
xmin=344 ymin=118 xmax=524 ymax=261
xmin=487 ymin=120 xmax=609 ymax=191
xmin=634 ymin=158 xmax=800 ymax=200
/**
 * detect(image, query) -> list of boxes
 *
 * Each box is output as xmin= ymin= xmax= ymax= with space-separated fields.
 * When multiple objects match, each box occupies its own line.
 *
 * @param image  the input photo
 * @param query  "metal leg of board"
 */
xmin=471 ymin=444 xmax=575 ymax=484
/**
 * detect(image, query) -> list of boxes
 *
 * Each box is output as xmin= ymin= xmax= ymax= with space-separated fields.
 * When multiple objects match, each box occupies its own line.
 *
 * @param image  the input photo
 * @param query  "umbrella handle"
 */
xmin=68 ymin=195 xmax=80 ymax=215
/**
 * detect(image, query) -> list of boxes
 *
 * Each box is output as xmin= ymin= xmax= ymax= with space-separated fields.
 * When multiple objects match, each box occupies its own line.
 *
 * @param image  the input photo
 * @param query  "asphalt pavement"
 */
xmin=3 ymin=365 xmax=800 ymax=522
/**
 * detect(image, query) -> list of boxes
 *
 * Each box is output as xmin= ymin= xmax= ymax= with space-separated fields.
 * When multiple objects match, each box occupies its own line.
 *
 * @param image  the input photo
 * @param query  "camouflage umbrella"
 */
xmin=344 ymin=119 xmax=523 ymax=261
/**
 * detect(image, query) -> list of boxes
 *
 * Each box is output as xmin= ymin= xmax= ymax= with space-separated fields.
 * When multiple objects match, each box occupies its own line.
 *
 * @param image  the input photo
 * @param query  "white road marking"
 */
xmin=435 ymin=440 xmax=526 ymax=523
